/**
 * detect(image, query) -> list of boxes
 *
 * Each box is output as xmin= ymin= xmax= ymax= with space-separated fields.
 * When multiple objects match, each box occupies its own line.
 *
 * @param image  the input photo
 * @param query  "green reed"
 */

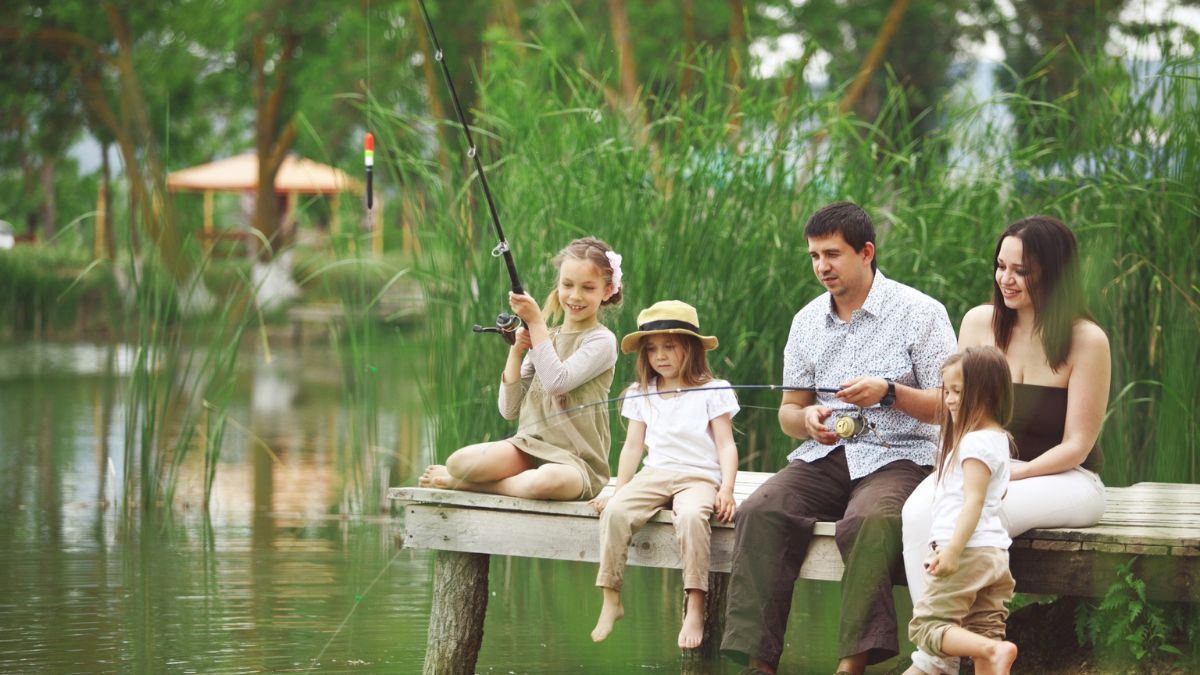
xmin=118 ymin=237 xmax=258 ymax=515
xmin=388 ymin=24 xmax=1198 ymax=487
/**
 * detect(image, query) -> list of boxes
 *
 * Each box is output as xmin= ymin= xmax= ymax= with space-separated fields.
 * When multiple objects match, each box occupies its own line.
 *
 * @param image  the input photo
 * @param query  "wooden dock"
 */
xmin=389 ymin=473 xmax=1200 ymax=674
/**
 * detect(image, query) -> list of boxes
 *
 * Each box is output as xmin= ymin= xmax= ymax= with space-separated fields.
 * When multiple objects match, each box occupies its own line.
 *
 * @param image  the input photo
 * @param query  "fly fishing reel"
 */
xmin=833 ymin=408 xmax=891 ymax=448
xmin=472 ymin=312 xmax=520 ymax=345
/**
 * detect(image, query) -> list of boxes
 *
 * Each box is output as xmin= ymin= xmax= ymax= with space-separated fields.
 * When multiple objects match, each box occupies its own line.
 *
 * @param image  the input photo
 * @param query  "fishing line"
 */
xmin=310 ymin=547 xmax=403 ymax=668
xmin=418 ymin=383 xmax=893 ymax=488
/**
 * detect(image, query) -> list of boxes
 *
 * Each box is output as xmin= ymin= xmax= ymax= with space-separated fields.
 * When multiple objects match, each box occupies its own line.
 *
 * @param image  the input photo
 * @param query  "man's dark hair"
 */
xmin=804 ymin=201 xmax=877 ymax=271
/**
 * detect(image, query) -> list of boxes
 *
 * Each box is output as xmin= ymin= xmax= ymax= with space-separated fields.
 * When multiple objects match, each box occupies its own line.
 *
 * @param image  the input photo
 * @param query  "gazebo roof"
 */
xmin=166 ymin=152 xmax=363 ymax=194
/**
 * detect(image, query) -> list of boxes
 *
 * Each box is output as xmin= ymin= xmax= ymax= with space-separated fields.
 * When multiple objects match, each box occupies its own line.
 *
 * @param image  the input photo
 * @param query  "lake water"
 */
xmin=0 ymin=340 xmax=911 ymax=673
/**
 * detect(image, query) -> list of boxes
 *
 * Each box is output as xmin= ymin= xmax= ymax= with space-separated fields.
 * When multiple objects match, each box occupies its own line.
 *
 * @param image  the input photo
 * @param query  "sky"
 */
xmin=751 ymin=0 xmax=1200 ymax=81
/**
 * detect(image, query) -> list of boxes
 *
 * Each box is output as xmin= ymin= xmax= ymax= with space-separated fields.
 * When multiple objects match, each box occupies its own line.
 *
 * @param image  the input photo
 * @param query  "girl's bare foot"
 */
xmin=677 ymin=607 xmax=704 ymax=649
xmin=986 ymin=641 xmax=1017 ymax=674
xmin=591 ymin=591 xmax=624 ymax=642
xmin=418 ymin=465 xmax=455 ymax=489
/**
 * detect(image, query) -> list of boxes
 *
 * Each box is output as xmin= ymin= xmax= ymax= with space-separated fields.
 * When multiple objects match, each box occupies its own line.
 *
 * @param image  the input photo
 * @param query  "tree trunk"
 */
xmin=424 ymin=551 xmax=489 ymax=675
xmin=38 ymin=157 xmax=57 ymax=240
xmin=838 ymin=0 xmax=911 ymax=116
xmin=99 ymin=140 xmax=115 ymax=259
xmin=607 ymin=0 xmax=639 ymax=113
xmin=252 ymin=26 xmax=299 ymax=260
xmin=727 ymin=0 xmax=747 ymax=143
xmin=412 ymin=0 xmax=451 ymax=181
xmin=680 ymin=0 xmax=697 ymax=97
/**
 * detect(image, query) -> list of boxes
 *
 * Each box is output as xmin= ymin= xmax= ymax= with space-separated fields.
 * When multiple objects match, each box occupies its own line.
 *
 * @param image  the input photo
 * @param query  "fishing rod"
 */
xmin=533 ymin=383 xmax=890 ymax=445
xmin=416 ymin=0 xmax=524 ymax=345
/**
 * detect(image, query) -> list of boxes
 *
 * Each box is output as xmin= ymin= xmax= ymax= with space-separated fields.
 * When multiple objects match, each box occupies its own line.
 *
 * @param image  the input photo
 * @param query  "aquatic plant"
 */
xmin=388 ymin=25 xmax=1198 ymax=485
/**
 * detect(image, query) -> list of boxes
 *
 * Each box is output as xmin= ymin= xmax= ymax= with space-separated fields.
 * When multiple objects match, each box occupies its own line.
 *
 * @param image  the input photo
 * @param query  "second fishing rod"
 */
xmin=417 ymin=0 xmax=524 ymax=345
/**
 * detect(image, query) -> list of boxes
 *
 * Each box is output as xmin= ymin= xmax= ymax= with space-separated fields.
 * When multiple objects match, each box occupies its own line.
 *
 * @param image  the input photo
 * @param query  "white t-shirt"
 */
xmin=928 ymin=429 xmax=1012 ymax=549
xmin=621 ymin=379 xmax=740 ymax=485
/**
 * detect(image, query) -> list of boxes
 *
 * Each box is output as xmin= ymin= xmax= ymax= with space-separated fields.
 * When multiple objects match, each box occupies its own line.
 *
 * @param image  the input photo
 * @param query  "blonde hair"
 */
xmin=542 ymin=237 xmax=623 ymax=323
xmin=632 ymin=334 xmax=713 ymax=393
xmin=936 ymin=346 xmax=1016 ymax=483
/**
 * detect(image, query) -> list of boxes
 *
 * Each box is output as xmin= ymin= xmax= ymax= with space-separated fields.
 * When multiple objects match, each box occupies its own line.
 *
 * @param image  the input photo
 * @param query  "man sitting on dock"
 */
xmin=721 ymin=202 xmax=956 ymax=674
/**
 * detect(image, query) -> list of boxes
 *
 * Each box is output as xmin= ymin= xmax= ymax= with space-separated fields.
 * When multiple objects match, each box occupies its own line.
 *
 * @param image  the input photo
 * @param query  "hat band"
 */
xmin=638 ymin=319 xmax=700 ymax=333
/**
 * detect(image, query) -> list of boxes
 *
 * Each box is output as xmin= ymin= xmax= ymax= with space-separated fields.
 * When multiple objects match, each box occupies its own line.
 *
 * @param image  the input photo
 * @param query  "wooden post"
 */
xmin=94 ymin=182 xmax=108 ymax=259
xmin=372 ymin=195 xmax=384 ymax=258
xmin=331 ymin=192 xmax=342 ymax=238
xmin=680 ymin=570 xmax=728 ymax=669
xmin=424 ymin=551 xmax=490 ymax=675
xmin=203 ymin=189 xmax=214 ymax=252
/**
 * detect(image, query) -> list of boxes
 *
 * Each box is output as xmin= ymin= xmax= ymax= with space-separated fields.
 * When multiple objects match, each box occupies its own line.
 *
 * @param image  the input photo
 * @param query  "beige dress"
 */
xmin=498 ymin=325 xmax=617 ymax=500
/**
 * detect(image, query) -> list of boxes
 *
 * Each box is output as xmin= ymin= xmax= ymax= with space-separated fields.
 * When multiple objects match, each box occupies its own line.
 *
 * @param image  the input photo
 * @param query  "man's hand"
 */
xmin=804 ymin=406 xmax=838 ymax=445
xmin=836 ymin=376 xmax=888 ymax=407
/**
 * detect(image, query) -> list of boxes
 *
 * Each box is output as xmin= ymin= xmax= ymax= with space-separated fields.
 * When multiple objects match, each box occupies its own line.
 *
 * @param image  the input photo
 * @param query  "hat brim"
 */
xmin=620 ymin=328 xmax=719 ymax=354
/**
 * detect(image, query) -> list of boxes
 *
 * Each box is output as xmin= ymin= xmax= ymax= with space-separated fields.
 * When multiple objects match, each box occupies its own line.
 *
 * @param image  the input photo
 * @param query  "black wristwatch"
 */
xmin=880 ymin=379 xmax=896 ymax=407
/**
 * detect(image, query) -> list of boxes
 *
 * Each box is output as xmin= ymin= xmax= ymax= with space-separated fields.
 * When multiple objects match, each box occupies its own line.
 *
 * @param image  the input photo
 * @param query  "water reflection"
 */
xmin=0 ymin=340 xmax=908 ymax=673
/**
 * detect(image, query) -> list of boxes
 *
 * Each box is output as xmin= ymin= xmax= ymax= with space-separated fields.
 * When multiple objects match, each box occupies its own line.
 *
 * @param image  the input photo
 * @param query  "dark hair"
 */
xmin=543 ymin=237 xmax=623 ymax=322
xmin=937 ymin=346 xmax=1015 ymax=483
xmin=633 ymin=334 xmax=713 ymax=392
xmin=804 ymin=201 xmax=877 ymax=272
xmin=991 ymin=215 xmax=1091 ymax=371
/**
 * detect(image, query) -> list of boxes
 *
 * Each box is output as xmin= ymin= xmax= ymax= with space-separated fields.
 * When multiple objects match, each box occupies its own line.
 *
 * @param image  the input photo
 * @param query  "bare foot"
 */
xmin=418 ymin=465 xmax=455 ymax=489
xmin=677 ymin=606 xmax=704 ymax=649
xmin=986 ymin=641 xmax=1017 ymax=674
xmin=591 ymin=594 xmax=624 ymax=642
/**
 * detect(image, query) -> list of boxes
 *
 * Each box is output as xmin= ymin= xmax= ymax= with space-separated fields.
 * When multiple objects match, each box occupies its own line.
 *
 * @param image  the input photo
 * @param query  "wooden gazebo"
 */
xmin=166 ymin=152 xmax=376 ymax=252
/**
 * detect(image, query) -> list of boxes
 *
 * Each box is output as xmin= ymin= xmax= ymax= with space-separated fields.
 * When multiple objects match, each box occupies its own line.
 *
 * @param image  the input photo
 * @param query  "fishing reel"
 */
xmin=473 ymin=312 xmax=521 ymax=345
xmin=833 ymin=408 xmax=891 ymax=448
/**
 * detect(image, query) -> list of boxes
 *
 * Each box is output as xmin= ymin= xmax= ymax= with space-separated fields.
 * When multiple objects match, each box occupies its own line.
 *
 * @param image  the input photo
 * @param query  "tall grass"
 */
xmin=119 ymin=243 xmax=257 ymax=514
xmin=388 ymin=26 xmax=1199 ymax=485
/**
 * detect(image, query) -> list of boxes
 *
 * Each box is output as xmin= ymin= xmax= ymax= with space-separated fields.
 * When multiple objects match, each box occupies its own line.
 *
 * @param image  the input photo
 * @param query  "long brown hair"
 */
xmin=542 ymin=237 xmax=623 ymax=323
xmin=991 ymin=215 xmax=1092 ymax=371
xmin=937 ymin=346 xmax=1015 ymax=483
xmin=632 ymin=334 xmax=713 ymax=393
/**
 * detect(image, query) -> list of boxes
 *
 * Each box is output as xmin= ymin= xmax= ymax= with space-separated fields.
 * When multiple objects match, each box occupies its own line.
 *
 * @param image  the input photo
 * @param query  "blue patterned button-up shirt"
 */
xmin=783 ymin=271 xmax=956 ymax=479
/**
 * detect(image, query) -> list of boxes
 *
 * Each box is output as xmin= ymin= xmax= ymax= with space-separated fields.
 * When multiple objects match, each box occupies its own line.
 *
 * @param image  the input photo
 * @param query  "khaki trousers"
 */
xmin=908 ymin=546 xmax=1015 ymax=658
xmin=595 ymin=468 xmax=718 ymax=592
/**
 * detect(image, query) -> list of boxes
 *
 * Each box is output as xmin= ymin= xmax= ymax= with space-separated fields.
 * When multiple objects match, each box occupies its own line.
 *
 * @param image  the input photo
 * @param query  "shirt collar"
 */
xmin=824 ymin=270 xmax=891 ymax=322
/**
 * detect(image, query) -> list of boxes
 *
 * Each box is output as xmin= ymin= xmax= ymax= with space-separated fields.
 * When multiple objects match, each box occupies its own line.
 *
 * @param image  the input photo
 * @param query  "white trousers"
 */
xmin=901 ymin=461 xmax=1106 ymax=674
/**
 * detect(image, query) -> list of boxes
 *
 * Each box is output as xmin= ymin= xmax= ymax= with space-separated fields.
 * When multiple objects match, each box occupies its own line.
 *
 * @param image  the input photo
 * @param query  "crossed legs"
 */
xmin=419 ymin=439 xmax=584 ymax=500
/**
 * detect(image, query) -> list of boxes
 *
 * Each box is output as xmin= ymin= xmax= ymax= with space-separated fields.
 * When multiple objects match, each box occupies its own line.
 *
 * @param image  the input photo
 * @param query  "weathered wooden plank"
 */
xmin=401 ymin=504 xmax=846 ymax=581
xmin=1010 ymin=547 xmax=1200 ymax=602
xmin=392 ymin=485 xmax=838 ymax=537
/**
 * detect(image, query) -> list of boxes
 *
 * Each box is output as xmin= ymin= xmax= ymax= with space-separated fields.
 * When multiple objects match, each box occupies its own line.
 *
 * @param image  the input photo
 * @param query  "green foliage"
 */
xmin=0 ymin=245 xmax=115 ymax=337
xmin=392 ymin=17 xmax=1199 ymax=481
xmin=1074 ymin=558 xmax=1197 ymax=664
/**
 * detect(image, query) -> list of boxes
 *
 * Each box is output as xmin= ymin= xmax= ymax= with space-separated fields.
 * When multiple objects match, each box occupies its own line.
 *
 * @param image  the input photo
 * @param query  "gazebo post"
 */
xmin=372 ymin=196 xmax=384 ymax=258
xmin=331 ymin=193 xmax=342 ymax=238
xmin=203 ymin=190 xmax=214 ymax=252
xmin=94 ymin=182 xmax=107 ymax=260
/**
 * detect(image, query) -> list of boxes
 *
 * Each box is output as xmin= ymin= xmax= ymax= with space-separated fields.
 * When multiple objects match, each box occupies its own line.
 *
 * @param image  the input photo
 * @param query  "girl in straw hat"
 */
xmin=590 ymin=300 xmax=739 ymax=649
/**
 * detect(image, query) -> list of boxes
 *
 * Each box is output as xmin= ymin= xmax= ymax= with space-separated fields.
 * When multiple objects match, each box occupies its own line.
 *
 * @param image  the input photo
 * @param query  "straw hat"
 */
xmin=620 ymin=300 xmax=719 ymax=354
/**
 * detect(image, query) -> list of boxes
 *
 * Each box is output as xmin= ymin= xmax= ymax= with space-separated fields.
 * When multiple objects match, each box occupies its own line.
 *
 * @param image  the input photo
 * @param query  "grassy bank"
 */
xmin=392 ymin=31 xmax=1198 ymax=486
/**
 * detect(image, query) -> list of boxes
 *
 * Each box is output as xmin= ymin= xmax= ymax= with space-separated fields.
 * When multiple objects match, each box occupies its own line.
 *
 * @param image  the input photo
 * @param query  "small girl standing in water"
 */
xmin=589 ymin=300 xmax=739 ymax=649
xmin=419 ymin=237 xmax=623 ymax=501
xmin=906 ymin=346 xmax=1018 ymax=675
